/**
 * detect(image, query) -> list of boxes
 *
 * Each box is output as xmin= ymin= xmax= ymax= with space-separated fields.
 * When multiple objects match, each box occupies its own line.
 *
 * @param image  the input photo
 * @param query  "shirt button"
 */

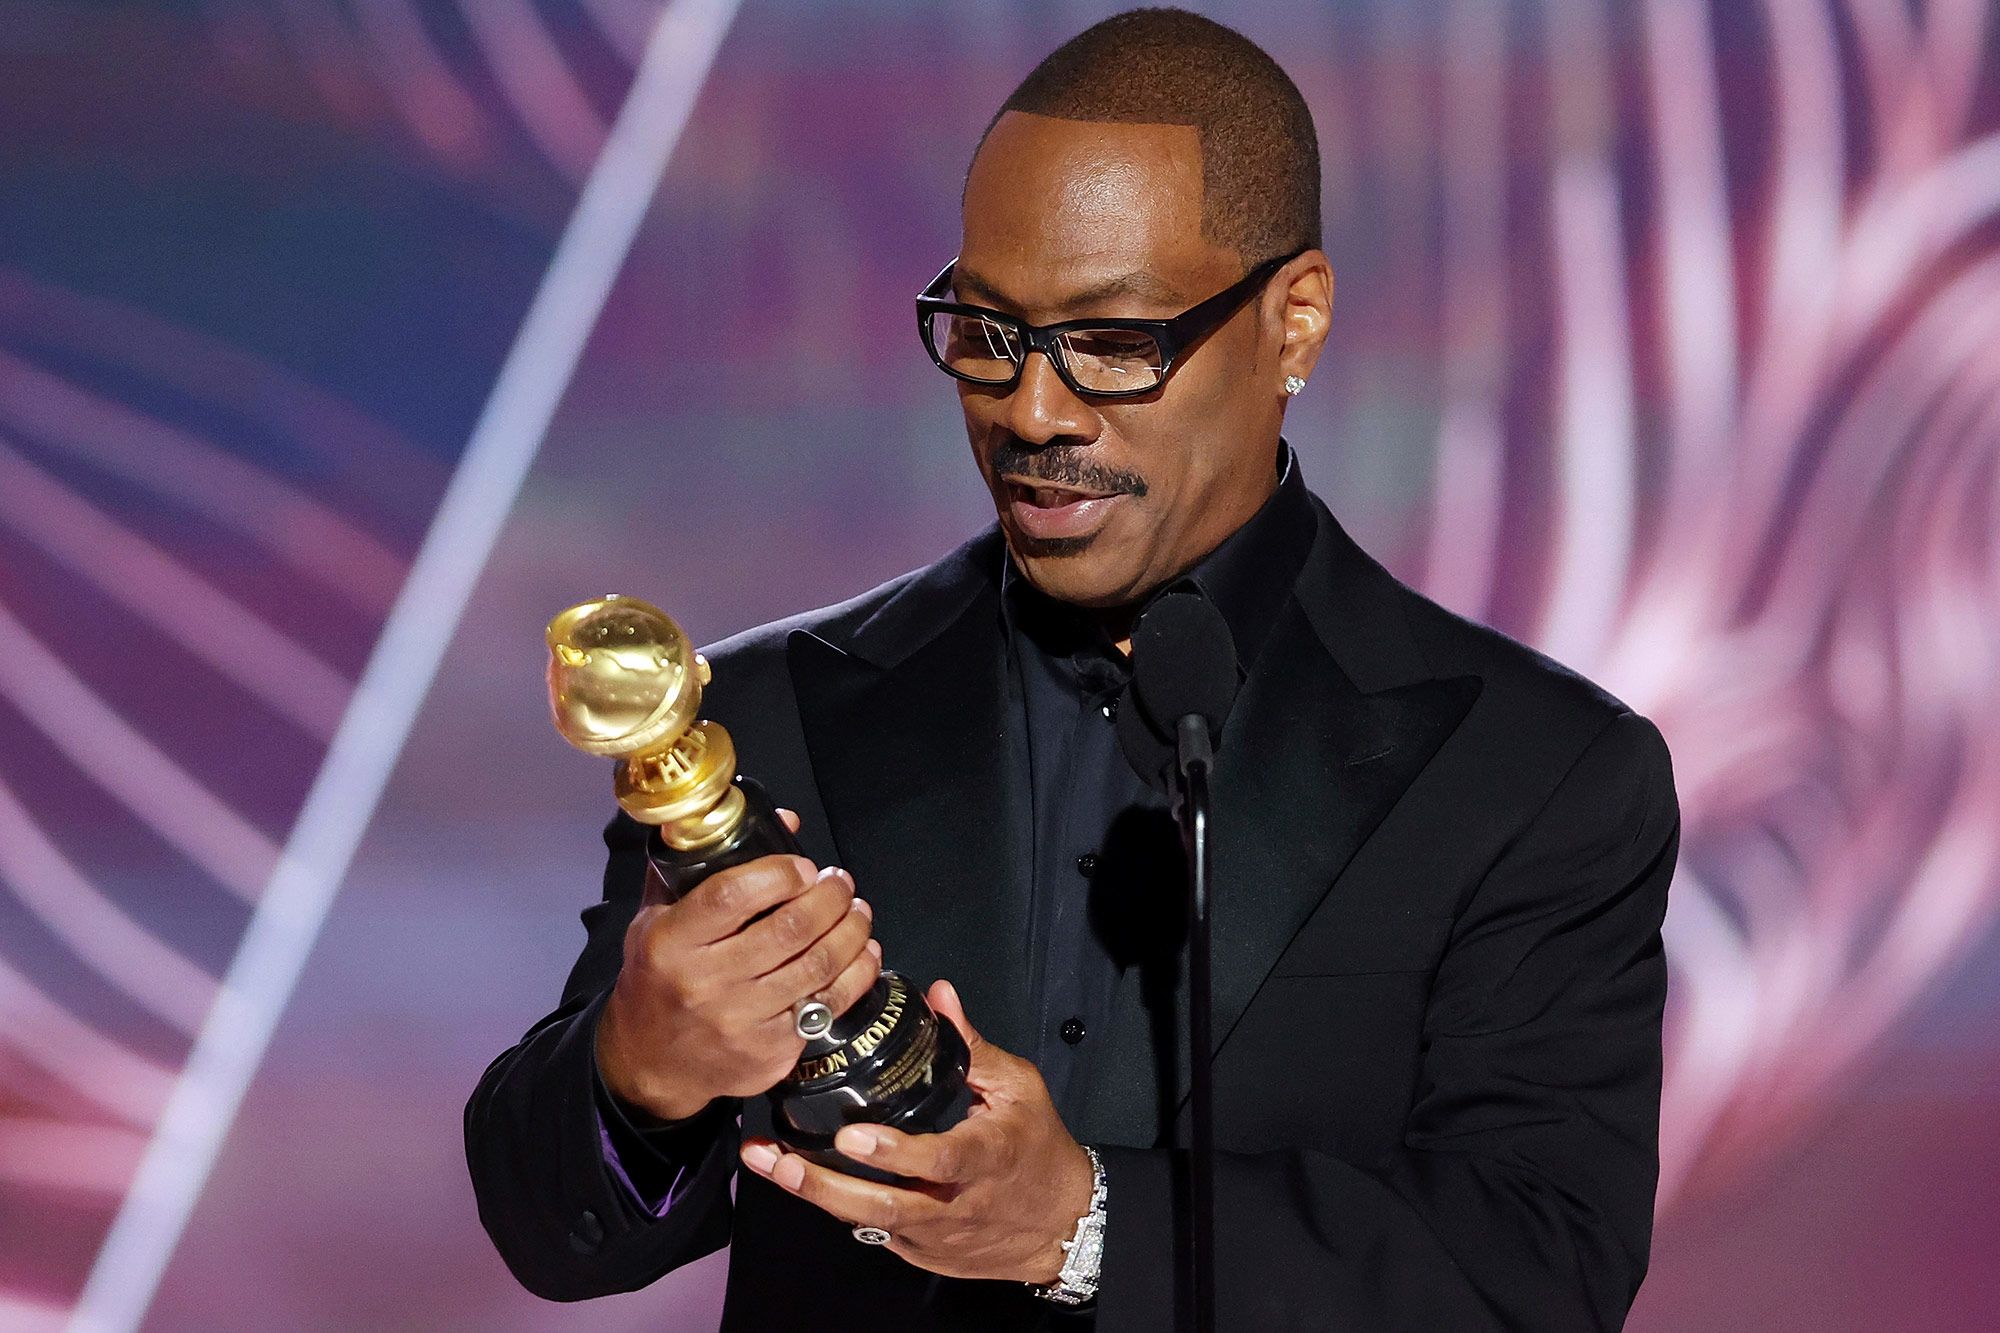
xmin=1076 ymin=853 xmax=1100 ymax=875
xmin=568 ymin=1208 xmax=605 ymax=1254
xmin=1060 ymin=1017 xmax=1086 ymax=1045
xmin=1101 ymin=694 xmax=1120 ymax=720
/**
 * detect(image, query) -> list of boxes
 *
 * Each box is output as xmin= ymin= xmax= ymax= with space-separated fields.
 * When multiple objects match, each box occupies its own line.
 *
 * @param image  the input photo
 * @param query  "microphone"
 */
xmin=1115 ymin=590 xmax=1239 ymax=790
xmin=1111 ymin=587 xmax=1237 ymax=1333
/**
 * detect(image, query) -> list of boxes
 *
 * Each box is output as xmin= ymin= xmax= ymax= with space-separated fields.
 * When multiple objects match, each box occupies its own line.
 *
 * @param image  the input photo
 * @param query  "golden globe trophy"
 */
xmin=545 ymin=595 xmax=972 ymax=1181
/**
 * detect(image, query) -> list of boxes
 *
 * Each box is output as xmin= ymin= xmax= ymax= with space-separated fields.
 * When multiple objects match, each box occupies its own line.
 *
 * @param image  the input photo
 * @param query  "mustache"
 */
xmin=988 ymin=440 xmax=1149 ymax=497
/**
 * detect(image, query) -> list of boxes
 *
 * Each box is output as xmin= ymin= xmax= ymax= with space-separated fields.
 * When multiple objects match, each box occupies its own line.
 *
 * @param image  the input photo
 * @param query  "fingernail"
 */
xmin=814 ymin=865 xmax=840 ymax=883
xmin=772 ymin=1154 xmax=806 ymax=1191
xmin=836 ymin=1127 xmax=877 ymax=1157
xmin=741 ymin=1142 xmax=778 ymax=1174
xmin=851 ymin=897 xmax=872 ymax=919
xmin=866 ymin=939 xmax=882 ymax=959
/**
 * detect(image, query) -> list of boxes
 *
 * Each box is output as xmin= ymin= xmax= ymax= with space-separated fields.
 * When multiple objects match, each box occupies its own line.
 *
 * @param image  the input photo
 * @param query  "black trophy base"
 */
xmin=774 ymin=969 xmax=975 ymax=1184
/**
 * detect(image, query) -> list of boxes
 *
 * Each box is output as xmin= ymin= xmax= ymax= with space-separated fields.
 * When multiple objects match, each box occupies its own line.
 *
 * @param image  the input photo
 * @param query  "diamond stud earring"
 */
xmin=1283 ymin=374 xmax=1307 ymax=396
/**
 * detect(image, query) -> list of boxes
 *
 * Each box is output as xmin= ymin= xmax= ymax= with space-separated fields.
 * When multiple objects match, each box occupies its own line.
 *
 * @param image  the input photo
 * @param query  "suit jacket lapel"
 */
xmin=1178 ymin=498 xmax=1481 ymax=1118
xmin=785 ymin=531 xmax=1038 ymax=1058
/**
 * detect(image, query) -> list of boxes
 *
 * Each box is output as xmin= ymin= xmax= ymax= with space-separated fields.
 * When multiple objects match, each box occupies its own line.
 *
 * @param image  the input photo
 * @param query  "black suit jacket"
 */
xmin=466 ymin=491 xmax=1679 ymax=1331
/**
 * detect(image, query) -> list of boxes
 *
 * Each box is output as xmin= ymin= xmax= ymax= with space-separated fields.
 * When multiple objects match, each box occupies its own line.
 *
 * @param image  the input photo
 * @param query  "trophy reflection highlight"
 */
xmin=545 ymin=595 xmax=972 ymax=1179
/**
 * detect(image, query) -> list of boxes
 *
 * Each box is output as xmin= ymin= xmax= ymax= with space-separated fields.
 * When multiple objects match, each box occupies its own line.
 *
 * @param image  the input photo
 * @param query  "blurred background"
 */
xmin=2 ymin=0 xmax=1997 ymax=1328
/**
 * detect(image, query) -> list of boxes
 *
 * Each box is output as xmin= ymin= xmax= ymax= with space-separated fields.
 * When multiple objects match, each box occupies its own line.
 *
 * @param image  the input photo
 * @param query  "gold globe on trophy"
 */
xmin=545 ymin=595 xmax=748 ymax=852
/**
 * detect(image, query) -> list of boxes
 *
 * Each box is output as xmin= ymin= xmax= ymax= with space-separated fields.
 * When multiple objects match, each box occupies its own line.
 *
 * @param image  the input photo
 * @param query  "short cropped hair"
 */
xmin=974 ymin=7 xmax=1322 ymax=268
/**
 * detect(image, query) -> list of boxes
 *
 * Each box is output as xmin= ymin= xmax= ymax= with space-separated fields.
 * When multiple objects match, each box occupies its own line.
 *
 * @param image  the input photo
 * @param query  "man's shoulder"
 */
xmin=697 ymin=524 xmax=1003 ymax=677
xmin=1306 ymin=492 xmax=1638 ymax=739
xmin=1372 ymin=558 xmax=1667 ymax=785
xmin=1407 ymin=588 xmax=1632 ymax=722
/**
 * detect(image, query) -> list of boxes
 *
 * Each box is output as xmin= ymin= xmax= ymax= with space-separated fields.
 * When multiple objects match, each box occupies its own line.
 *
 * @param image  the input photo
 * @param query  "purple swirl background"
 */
xmin=1 ymin=2 xmax=1996 ymax=1328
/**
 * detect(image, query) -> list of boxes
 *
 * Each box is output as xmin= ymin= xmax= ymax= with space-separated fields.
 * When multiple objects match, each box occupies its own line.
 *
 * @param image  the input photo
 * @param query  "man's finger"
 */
xmin=776 ymin=807 xmax=801 ymax=835
xmin=775 ymin=933 xmax=881 ymax=1027
xmin=928 ymin=977 xmax=1038 ymax=1096
xmin=619 ymin=902 xmax=669 ymax=962
xmin=674 ymin=854 xmax=819 ymax=942
xmin=831 ymin=1119 xmax=994 ymax=1185
xmin=739 ymin=1140 xmax=941 ymax=1233
xmin=749 ymin=897 xmax=874 ymax=1015
xmin=926 ymin=978 xmax=983 ymax=1053
xmin=721 ymin=866 xmax=855 ymax=972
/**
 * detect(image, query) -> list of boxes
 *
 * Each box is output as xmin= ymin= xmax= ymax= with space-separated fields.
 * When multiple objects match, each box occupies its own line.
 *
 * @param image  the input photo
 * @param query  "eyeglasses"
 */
xmin=915 ymin=249 xmax=1302 ymax=398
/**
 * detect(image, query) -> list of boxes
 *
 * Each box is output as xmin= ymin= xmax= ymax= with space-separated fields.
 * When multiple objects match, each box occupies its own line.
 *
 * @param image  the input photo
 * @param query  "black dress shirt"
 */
xmin=998 ymin=437 xmax=1316 ymax=1123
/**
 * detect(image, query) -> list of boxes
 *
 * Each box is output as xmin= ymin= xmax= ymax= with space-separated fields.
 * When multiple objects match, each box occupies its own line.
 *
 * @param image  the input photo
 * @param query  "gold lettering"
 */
xmin=660 ymin=727 xmax=708 ymax=782
xmin=783 ymin=974 xmax=916 ymax=1083
xmin=869 ymin=1020 xmax=937 ymax=1100
xmin=793 ymin=1048 xmax=850 ymax=1082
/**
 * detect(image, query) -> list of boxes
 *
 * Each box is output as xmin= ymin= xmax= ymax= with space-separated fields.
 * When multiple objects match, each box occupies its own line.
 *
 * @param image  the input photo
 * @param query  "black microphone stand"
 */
xmin=1118 ymin=589 xmax=1234 ymax=1333
xmin=1172 ymin=713 xmax=1216 ymax=1333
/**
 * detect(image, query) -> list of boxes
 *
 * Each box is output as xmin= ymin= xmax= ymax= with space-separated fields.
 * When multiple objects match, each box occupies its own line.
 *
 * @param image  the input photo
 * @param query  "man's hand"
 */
xmin=596 ymin=809 xmax=883 ymax=1121
xmin=738 ymin=979 xmax=1095 ymax=1286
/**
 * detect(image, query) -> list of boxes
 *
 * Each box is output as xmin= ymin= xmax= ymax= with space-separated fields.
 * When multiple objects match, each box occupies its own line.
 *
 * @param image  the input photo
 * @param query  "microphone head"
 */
xmin=1116 ymin=590 xmax=1240 ymax=790
xmin=1133 ymin=592 xmax=1238 ymax=733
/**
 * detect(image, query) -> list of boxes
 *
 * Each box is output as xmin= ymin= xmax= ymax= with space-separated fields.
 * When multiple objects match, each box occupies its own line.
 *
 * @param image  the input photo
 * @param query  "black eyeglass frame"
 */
xmin=915 ymin=248 xmax=1304 ymax=399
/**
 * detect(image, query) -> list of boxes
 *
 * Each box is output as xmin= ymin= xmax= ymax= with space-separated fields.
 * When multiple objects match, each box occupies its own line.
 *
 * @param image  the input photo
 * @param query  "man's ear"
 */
xmin=1276 ymin=250 xmax=1334 ymax=388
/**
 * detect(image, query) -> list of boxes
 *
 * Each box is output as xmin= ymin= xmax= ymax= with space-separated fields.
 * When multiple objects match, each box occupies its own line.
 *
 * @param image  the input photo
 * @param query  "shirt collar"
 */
xmin=1000 ymin=437 xmax=1315 ymax=676
xmin=1179 ymin=437 xmax=1314 ymax=673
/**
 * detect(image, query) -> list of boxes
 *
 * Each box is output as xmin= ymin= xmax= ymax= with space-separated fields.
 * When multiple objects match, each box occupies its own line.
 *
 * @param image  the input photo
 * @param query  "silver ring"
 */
xmin=851 ymin=1225 xmax=892 ymax=1246
xmin=793 ymin=997 xmax=833 ymax=1041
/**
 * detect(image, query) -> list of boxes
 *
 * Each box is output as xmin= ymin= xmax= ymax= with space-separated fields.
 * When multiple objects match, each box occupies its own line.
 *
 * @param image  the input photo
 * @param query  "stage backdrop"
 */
xmin=2 ymin=2 xmax=1997 ymax=1328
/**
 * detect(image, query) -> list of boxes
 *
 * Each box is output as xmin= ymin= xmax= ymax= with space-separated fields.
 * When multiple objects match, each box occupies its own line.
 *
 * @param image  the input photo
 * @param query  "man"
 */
xmin=466 ymin=9 xmax=1678 ymax=1330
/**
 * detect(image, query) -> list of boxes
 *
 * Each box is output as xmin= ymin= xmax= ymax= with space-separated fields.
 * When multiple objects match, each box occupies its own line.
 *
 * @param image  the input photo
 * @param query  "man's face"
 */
xmin=952 ymin=110 xmax=1321 ymax=611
